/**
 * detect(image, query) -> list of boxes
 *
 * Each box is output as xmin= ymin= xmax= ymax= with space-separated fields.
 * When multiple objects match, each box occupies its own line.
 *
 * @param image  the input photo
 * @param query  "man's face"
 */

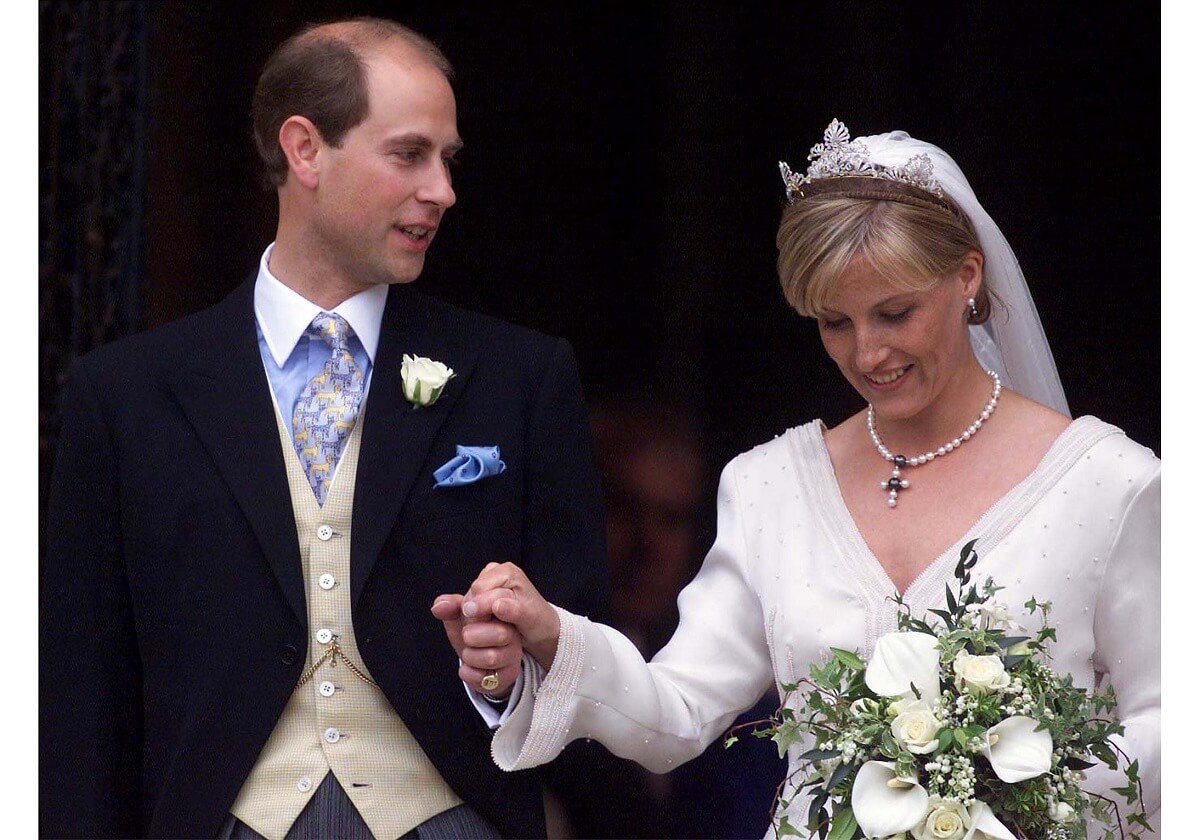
xmin=313 ymin=47 xmax=461 ymax=288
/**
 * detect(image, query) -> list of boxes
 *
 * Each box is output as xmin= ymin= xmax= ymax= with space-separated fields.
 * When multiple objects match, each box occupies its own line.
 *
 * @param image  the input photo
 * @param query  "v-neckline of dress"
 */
xmin=788 ymin=415 xmax=1119 ymax=641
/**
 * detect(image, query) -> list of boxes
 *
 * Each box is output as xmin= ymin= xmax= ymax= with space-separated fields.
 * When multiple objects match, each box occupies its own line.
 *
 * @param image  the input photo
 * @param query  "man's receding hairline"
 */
xmin=295 ymin=20 xmax=449 ymax=78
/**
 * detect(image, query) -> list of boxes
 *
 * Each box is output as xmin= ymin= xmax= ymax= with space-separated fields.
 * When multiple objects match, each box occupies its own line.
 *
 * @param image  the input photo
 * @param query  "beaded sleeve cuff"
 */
xmin=491 ymin=605 xmax=586 ymax=771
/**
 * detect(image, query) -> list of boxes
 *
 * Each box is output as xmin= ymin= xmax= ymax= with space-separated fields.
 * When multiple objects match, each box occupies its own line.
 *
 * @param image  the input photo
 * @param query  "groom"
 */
xmin=42 ymin=17 xmax=630 ymax=839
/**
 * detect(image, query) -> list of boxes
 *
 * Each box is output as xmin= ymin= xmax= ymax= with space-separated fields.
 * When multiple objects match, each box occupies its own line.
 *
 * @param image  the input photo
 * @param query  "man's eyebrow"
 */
xmin=384 ymin=133 xmax=464 ymax=154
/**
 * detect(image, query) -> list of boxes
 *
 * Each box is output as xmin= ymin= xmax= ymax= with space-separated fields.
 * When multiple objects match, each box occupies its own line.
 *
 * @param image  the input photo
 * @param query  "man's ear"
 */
xmin=278 ymin=115 xmax=323 ymax=189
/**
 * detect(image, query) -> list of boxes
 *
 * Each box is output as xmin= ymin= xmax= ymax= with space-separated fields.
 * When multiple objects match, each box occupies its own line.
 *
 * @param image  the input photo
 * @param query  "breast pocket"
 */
xmin=408 ymin=497 xmax=522 ymax=555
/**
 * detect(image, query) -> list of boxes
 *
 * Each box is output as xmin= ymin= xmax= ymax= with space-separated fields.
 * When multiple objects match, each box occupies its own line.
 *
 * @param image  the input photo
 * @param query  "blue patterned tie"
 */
xmin=291 ymin=313 xmax=366 ymax=505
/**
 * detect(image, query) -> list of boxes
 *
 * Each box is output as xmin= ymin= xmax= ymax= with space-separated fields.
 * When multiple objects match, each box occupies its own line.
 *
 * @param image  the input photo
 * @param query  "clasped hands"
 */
xmin=430 ymin=562 xmax=560 ymax=699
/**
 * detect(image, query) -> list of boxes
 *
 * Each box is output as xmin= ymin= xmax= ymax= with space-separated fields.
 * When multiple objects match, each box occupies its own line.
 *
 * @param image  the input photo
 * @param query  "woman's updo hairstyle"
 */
xmin=776 ymin=190 xmax=991 ymax=325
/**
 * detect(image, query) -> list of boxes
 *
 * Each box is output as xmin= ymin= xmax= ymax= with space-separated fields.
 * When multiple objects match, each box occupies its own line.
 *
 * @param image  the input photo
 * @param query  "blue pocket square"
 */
xmin=433 ymin=445 xmax=507 ymax=488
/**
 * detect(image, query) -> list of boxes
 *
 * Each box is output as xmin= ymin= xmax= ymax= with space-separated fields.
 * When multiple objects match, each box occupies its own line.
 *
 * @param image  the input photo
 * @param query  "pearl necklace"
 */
xmin=867 ymin=370 xmax=1002 ymax=508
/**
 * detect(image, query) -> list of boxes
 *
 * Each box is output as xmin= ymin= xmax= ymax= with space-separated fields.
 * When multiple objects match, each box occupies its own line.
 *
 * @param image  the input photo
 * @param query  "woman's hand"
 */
xmin=462 ymin=562 xmax=561 ymax=672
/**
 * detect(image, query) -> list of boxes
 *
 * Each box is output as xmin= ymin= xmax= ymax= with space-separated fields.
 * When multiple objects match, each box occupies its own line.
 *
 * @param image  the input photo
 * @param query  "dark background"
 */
xmin=40 ymin=2 xmax=1159 ymax=837
xmin=41 ymin=1 xmax=1161 ymax=475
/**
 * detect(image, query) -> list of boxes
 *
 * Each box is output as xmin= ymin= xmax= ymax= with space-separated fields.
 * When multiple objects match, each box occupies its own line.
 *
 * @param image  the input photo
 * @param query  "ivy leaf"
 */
xmin=1128 ymin=812 xmax=1153 ymax=831
xmin=1113 ymin=779 xmax=1139 ymax=805
xmin=724 ymin=736 xmax=738 ymax=749
xmin=772 ymin=721 xmax=802 ymax=758
xmin=1093 ymin=742 xmax=1118 ymax=769
xmin=830 ymin=648 xmax=866 ymax=671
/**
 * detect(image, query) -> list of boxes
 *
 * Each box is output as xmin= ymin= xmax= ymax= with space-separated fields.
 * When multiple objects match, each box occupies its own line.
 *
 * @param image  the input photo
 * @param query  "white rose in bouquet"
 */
xmin=890 ymin=699 xmax=943 ymax=755
xmin=738 ymin=541 xmax=1149 ymax=840
xmin=952 ymin=651 xmax=1011 ymax=695
xmin=913 ymin=797 xmax=970 ymax=840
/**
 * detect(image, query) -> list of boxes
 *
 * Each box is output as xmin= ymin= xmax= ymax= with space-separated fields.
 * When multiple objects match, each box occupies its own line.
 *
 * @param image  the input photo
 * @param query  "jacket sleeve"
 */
xmin=1089 ymin=462 xmax=1160 ymax=824
xmin=518 ymin=338 xmax=611 ymax=621
xmin=494 ymin=457 xmax=775 ymax=774
xmin=40 ymin=358 xmax=144 ymax=838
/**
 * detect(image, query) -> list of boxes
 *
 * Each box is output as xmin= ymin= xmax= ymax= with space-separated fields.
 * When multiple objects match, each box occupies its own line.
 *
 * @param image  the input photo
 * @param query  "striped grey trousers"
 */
xmin=218 ymin=773 xmax=502 ymax=839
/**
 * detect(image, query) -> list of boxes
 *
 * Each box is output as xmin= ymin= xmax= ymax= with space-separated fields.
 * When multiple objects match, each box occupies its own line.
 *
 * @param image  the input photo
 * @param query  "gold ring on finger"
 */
xmin=480 ymin=671 xmax=500 ymax=692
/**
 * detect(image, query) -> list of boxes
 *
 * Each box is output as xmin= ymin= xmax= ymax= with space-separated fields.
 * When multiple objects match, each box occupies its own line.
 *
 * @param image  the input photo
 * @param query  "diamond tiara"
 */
xmin=779 ymin=119 xmax=946 ymax=207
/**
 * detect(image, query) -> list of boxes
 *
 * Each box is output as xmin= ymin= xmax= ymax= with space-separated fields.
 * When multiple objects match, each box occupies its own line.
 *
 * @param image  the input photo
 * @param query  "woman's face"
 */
xmin=817 ymin=255 xmax=980 ymax=421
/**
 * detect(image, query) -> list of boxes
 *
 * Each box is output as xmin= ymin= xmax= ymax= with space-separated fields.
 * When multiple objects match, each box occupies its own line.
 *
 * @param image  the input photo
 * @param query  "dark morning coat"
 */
xmin=41 ymin=278 xmax=638 ymax=839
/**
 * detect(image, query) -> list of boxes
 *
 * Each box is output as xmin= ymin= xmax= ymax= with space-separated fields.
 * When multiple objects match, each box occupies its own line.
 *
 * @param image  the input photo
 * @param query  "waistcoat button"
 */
xmin=281 ymin=644 xmax=299 ymax=665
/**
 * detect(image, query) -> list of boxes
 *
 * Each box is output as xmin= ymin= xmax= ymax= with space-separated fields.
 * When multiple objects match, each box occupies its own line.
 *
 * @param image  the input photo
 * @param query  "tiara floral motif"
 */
xmin=778 ymin=118 xmax=944 ymax=203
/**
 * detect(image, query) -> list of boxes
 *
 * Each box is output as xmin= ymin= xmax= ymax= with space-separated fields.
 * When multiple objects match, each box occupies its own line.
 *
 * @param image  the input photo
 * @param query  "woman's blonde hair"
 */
xmin=776 ymin=194 xmax=991 ymax=323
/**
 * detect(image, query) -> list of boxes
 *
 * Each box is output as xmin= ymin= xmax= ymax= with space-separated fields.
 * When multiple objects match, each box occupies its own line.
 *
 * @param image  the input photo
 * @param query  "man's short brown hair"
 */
xmin=251 ymin=17 xmax=453 ymax=189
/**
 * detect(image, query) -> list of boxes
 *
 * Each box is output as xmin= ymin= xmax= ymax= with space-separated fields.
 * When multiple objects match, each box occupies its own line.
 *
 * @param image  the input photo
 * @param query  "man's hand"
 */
xmin=431 ymin=591 xmax=523 ymax=698
xmin=461 ymin=561 xmax=561 ymax=671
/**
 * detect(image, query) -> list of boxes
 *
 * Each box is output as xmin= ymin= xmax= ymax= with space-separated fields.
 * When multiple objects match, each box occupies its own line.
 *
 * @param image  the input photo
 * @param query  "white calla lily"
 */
xmin=851 ymin=760 xmax=930 ymax=838
xmin=964 ymin=800 xmax=1017 ymax=839
xmin=982 ymin=716 xmax=1052 ymax=783
xmin=865 ymin=631 xmax=942 ymax=702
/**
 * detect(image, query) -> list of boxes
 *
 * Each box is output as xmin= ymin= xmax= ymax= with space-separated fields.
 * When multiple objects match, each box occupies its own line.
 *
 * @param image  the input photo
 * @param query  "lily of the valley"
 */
xmin=982 ymin=716 xmax=1052 ymax=783
xmin=851 ymin=761 xmax=930 ymax=838
xmin=865 ymin=631 xmax=942 ymax=703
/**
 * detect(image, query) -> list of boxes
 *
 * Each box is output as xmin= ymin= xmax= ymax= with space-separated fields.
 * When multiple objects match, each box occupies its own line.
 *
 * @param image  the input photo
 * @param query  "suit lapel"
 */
xmin=166 ymin=279 xmax=307 ymax=625
xmin=351 ymin=285 xmax=478 ymax=607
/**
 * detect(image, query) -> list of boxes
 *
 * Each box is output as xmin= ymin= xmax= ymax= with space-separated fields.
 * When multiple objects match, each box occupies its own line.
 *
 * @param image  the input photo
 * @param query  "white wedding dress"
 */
xmin=493 ymin=416 xmax=1160 ymax=838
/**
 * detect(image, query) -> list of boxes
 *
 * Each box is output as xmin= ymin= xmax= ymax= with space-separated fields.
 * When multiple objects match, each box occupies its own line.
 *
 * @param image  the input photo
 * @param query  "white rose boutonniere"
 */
xmin=401 ymin=354 xmax=455 ymax=408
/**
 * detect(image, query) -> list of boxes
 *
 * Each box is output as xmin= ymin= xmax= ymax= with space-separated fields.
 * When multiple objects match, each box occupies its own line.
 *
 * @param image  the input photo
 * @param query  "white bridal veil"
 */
xmin=855 ymin=130 xmax=1071 ymax=417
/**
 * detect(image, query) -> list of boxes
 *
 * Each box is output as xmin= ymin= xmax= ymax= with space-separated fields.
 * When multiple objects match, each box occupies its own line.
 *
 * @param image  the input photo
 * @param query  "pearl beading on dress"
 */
xmin=867 ymin=370 xmax=1002 ymax=508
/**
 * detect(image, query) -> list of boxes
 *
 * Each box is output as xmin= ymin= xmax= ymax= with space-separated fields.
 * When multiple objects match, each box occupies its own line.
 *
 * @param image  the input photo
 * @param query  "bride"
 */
xmin=436 ymin=120 xmax=1160 ymax=837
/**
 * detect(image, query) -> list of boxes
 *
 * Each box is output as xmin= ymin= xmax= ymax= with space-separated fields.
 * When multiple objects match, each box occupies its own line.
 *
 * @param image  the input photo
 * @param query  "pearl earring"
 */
xmin=967 ymin=297 xmax=979 ymax=319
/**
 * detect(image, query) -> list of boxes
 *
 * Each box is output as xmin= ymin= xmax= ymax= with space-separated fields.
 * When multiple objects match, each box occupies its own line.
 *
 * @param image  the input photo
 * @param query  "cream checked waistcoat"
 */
xmin=229 ymin=401 xmax=462 ymax=840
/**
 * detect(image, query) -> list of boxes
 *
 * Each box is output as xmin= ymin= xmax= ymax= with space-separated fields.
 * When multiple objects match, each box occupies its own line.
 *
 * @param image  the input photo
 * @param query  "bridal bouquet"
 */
xmin=727 ymin=541 xmax=1149 ymax=840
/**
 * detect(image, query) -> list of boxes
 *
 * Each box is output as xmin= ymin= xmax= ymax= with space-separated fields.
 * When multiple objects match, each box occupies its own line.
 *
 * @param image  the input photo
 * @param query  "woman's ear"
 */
xmin=957 ymin=250 xmax=984 ymax=300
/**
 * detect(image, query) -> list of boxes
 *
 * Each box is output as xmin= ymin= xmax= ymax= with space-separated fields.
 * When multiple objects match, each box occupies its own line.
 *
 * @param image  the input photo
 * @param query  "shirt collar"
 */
xmin=253 ymin=243 xmax=389 ymax=367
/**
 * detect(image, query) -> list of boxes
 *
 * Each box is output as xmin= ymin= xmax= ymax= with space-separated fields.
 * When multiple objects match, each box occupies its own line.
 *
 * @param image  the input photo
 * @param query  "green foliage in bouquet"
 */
xmin=726 ymin=541 xmax=1149 ymax=840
